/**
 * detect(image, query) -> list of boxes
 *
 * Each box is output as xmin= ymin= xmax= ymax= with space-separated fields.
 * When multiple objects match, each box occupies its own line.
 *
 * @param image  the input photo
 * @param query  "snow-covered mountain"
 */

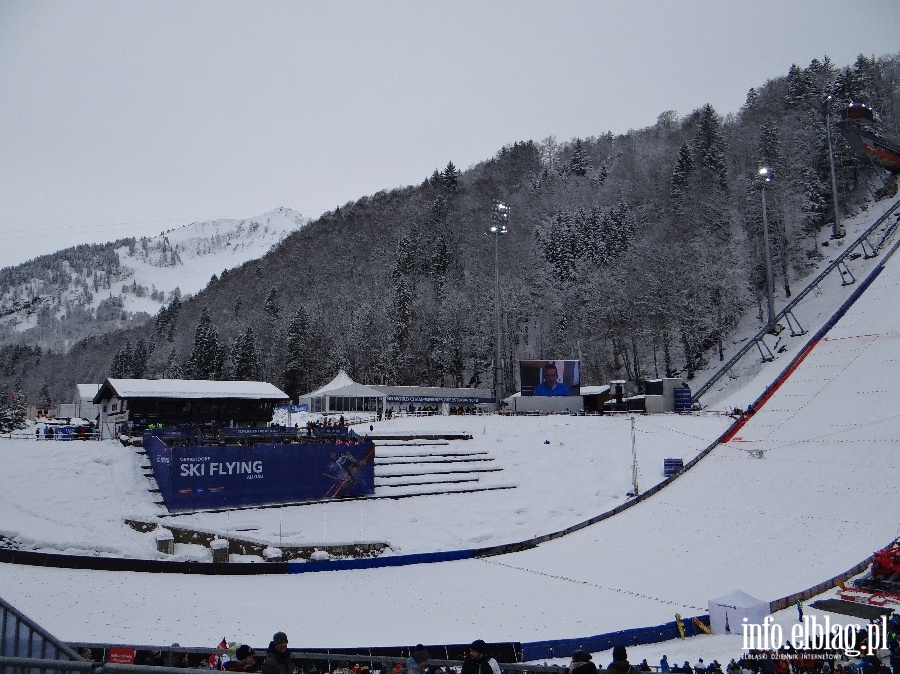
xmin=0 ymin=207 xmax=306 ymax=353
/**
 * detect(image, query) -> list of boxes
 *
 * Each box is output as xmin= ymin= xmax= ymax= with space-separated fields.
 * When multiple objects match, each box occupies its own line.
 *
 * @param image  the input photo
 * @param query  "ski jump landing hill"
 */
xmin=1 ymin=206 xmax=900 ymax=650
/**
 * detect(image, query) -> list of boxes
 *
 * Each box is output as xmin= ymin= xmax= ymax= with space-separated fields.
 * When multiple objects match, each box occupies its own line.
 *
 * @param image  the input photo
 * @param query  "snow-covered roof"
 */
xmin=93 ymin=378 xmax=289 ymax=403
xmin=374 ymin=385 xmax=493 ymax=401
xmin=319 ymin=382 xmax=388 ymax=398
xmin=580 ymin=385 xmax=611 ymax=395
xmin=709 ymin=589 xmax=767 ymax=608
xmin=304 ymin=372 xmax=493 ymax=401
xmin=76 ymin=383 xmax=102 ymax=401
xmin=304 ymin=370 xmax=356 ymax=397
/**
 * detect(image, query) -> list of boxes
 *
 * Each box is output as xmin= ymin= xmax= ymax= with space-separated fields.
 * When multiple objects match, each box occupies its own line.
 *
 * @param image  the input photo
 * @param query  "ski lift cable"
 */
xmin=479 ymin=558 xmax=705 ymax=611
xmin=636 ymin=419 xmax=715 ymax=443
xmin=655 ymin=497 xmax=873 ymax=528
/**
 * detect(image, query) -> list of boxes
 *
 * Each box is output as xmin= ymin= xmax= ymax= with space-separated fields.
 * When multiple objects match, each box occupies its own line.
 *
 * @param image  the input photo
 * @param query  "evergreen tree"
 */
xmin=264 ymin=286 xmax=281 ymax=321
xmin=429 ymin=196 xmax=448 ymax=227
xmin=39 ymin=383 xmax=52 ymax=407
xmin=757 ymin=118 xmax=781 ymax=168
xmin=0 ymin=383 xmax=27 ymax=433
xmin=671 ymin=143 xmax=694 ymax=215
xmin=785 ymin=64 xmax=813 ymax=109
xmin=232 ymin=326 xmax=260 ymax=381
xmin=395 ymin=229 xmax=422 ymax=275
xmin=155 ymin=295 xmax=182 ymax=341
xmin=390 ymin=273 xmax=413 ymax=375
xmin=282 ymin=306 xmax=314 ymax=399
xmin=569 ymin=139 xmax=590 ymax=176
xmin=429 ymin=234 xmax=452 ymax=293
xmin=693 ymin=104 xmax=729 ymax=192
xmin=132 ymin=339 xmax=149 ymax=378
xmin=110 ymin=341 xmax=134 ymax=378
xmin=186 ymin=308 xmax=224 ymax=380
xmin=165 ymin=347 xmax=184 ymax=379
xmin=441 ymin=161 xmax=461 ymax=191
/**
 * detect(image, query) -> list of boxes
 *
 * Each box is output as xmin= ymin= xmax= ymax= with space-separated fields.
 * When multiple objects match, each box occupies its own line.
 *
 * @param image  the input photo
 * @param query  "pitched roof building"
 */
xmin=92 ymin=378 xmax=289 ymax=439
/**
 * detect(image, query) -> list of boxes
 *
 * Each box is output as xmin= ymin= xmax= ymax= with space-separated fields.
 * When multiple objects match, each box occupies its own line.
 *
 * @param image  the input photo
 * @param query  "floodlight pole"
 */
xmin=758 ymin=167 xmax=776 ymax=332
xmin=825 ymin=95 xmax=844 ymax=239
xmin=490 ymin=201 xmax=510 ymax=408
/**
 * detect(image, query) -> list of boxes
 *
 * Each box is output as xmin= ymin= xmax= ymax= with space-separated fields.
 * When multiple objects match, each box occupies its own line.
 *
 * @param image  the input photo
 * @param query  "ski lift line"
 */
xmin=480 ymin=558 xmax=705 ymax=611
xmin=635 ymin=420 xmax=717 ymax=443
xmin=821 ymin=331 xmax=900 ymax=342
xmin=656 ymin=497 xmax=875 ymax=529
xmin=693 ymin=197 xmax=900 ymax=404
xmin=710 ymin=448 xmax=899 ymax=472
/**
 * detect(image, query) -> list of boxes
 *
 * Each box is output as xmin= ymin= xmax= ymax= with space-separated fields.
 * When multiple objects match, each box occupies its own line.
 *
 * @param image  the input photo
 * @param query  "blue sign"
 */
xmin=274 ymin=404 xmax=309 ymax=413
xmin=144 ymin=434 xmax=375 ymax=510
xmin=386 ymin=395 xmax=493 ymax=404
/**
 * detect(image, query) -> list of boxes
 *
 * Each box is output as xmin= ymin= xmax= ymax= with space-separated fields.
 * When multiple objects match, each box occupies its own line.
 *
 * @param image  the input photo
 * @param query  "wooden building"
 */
xmin=92 ymin=378 xmax=289 ymax=440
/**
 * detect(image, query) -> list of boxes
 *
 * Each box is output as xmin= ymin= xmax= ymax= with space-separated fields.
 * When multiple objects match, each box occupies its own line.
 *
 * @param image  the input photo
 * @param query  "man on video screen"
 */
xmin=534 ymin=362 xmax=570 ymax=396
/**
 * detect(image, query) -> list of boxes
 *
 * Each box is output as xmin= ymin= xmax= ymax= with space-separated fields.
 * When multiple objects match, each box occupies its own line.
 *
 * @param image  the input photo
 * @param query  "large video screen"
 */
xmin=519 ymin=359 xmax=580 ymax=397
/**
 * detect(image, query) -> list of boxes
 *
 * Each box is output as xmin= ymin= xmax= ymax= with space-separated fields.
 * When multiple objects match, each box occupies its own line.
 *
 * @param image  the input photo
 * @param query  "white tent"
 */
xmin=301 ymin=370 xmax=386 ymax=415
xmin=708 ymin=589 xmax=770 ymax=634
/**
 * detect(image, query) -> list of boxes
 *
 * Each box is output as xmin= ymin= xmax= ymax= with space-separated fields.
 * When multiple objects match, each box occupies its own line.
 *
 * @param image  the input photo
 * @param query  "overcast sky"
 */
xmin=1 ymin=1 xmax=898 ymax=270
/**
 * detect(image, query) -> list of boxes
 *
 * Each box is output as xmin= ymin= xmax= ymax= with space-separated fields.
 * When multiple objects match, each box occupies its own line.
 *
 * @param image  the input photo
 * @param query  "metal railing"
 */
xmin=692 ymin=197 xmax=900 ymax=404
xmin=0 ymin=654 xmax=559 ymax=674
xmin=0 ymin=596 xmax=84 ymax=674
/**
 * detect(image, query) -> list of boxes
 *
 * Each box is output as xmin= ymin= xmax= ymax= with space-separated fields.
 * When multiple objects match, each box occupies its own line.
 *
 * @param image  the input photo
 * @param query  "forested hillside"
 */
xmin=7 ymin=53 xmax=900 ymax=407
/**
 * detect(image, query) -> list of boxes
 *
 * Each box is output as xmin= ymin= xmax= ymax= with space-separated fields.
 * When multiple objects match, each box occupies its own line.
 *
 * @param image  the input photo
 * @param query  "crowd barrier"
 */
xmin=520 ymin=615 xmax=711 ymax=662
xmin=769 ymin=556 xmax=874 ymax=613
xmin=0 ymin=547 xmax=475 ymax=575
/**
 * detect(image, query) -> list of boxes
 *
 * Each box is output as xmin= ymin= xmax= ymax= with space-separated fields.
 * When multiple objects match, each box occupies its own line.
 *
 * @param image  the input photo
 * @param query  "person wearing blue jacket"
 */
xmin=534 ymin=363 xmax=570 ymax=396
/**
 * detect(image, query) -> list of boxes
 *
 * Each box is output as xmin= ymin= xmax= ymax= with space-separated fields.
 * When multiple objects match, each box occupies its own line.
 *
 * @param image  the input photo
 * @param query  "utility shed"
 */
xmin=92 ymin=378 xmax=289 ymax=440
xmin=76 ymin=383 xmax=102 ymax=421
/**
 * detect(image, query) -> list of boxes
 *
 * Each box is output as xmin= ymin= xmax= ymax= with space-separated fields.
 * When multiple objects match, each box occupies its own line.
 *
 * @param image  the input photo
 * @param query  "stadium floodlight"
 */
xmin=758 ymin=167 xmax=776 ymax=333
xmin=824 ymin=95 xmax=844 ymax=239
xmin=489 ymin=201 xmax=510 ymax=407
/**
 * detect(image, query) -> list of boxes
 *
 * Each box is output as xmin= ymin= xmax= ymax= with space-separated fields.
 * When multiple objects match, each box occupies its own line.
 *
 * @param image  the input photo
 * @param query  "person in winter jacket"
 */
xmin=261 ymin=632 xmax=292 ymax=674
xmin=406 ymin=647 xmax=430 ymax=674
xmin=570 ymin=651 xmax=598 ymax=674
xmin=607 ymin=645 xmax=634 ymax=674
xmin=661 ymin=657 xmax=671 ymax=673
xmin=225 ymin=645 xmax=258 ymax=672
xmin=463 ymin=640 xmax=500 ymax=674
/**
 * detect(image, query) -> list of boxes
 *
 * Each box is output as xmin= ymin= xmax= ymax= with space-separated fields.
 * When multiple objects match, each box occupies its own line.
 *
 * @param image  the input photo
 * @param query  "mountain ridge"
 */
xmin=0 ymin=207 xmax=306 ymax=354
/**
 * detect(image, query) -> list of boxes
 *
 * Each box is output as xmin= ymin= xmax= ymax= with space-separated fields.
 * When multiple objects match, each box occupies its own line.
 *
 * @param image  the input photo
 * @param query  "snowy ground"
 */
xmin=0 ymin=414 xmax=730 ymax=560
xmin=1 ymin=202 xmax=900 ymax=663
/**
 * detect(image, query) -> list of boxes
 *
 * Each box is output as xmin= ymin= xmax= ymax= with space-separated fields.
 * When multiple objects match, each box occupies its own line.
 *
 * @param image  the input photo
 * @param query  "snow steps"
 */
xmin=373 ymin=446 xmax=511 ymax=498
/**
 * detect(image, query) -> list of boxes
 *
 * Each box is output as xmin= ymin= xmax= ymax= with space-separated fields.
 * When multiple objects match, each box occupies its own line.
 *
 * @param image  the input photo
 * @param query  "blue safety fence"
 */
xmin=287 ymin=549 xmax=474 ymax=573
xmin=521 ymin=615 xmax=711 ymax=661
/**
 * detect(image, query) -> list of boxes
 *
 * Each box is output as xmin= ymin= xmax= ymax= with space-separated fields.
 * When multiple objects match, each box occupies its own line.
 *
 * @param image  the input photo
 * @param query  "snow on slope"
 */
xmin=3 ymin=207 xmax=305 ymax=338
xmin=106 ymin=207 xmax=305 ymax=317
xmin=0 ymin=414 xmax=729 ymax=560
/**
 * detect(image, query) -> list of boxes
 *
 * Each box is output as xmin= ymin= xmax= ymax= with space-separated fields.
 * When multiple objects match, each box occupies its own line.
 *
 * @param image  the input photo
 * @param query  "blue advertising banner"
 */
xmin=274 ymin=404 xmax=309 ymax=413
xmin=386 ymin=395 xmax=494 ymax=404
xmin=144 ymin=434 xmax=375 ymax=511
